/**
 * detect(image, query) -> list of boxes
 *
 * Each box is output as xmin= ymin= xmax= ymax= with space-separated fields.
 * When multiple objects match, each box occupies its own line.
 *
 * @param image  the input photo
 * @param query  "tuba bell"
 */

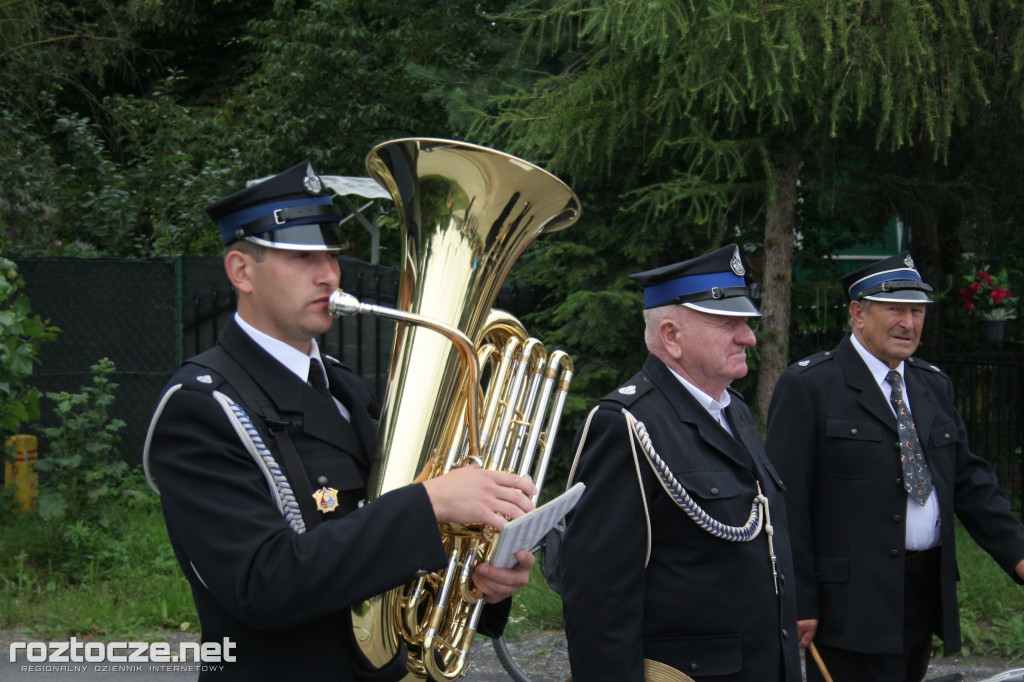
xmin=329 ymin=138 xmax=581 ymax=680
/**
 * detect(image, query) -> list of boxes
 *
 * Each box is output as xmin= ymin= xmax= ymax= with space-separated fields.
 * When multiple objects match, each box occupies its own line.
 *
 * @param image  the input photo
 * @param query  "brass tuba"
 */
xmin=329 ymin=138 xmax=581 ymax=680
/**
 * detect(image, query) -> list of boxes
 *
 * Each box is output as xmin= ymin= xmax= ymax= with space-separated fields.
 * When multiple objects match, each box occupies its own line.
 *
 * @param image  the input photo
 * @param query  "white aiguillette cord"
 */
xmin=622 ymin=408 xmax=779 ymax=595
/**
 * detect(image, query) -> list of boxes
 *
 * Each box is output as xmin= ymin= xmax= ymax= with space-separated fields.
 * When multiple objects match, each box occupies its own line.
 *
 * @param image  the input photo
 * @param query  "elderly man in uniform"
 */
xmin=560 ymin=245 xmax=801 ymax=682
xmin=144 ymin=160 xmax=536 ymax=681
xmin=766 ymin=252 xmax=1024 ymax=682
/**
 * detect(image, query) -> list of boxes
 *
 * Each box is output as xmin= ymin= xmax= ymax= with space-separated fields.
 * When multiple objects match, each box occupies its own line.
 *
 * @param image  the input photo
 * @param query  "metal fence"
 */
xmin=9 ymin=260 xmax=1023 ymax=513
xmin=12 ymin=256 xmax=539 ymax=464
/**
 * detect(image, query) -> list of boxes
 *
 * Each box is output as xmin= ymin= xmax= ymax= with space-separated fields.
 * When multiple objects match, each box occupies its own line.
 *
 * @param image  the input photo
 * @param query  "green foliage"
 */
xmin=0 ymin=505 xmax=197 ymax=635
xmin=0 ymin=245 xmax=60 ymax=437
xmin=953 ymin=521 xmax=1024 ymax=660
xmin=33 ymin=358 xmax=136 ymax=528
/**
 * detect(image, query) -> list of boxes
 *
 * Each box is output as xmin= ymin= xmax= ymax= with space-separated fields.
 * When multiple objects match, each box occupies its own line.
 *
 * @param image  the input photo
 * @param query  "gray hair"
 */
xmin=643 ymin=306 xmax=673 ymax=350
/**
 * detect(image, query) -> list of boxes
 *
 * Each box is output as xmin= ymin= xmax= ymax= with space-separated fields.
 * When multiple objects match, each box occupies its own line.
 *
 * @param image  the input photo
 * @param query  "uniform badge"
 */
xmin=618 ymin=385 xmax=637 ymax=395
xmin=904 ymin=254 xmax=915 ymax=268
xmin=196 ymin=375 xmax=213 ymax=384
xmin=730 ymin=247 xmax=746 ymax=276
xmin=303 ymin=162 xmax=323 ymax=195
xmin=798 ymin=360 xmax=810 ymax=366
xmin=313 ymin=486 xmax=340 ymax=513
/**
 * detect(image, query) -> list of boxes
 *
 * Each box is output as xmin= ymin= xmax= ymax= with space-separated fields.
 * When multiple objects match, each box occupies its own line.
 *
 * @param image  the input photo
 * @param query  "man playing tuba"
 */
xmin=143 ymin=159 xmax=536 ymax=681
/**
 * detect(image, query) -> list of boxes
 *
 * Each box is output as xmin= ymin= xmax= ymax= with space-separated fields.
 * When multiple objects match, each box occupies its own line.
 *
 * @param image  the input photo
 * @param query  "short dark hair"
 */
xmin=225 ymin=239 xmax=267 ymax=262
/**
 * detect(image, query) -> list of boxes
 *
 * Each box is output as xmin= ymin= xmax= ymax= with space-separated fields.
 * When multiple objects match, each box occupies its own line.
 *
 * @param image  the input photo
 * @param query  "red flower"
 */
xmin=960 ymin=267 xmax=1017 ymax=320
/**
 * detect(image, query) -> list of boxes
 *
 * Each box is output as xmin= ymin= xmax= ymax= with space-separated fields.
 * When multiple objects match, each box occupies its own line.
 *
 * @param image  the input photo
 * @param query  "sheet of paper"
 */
xmin=489 ymin=482 xmax=586 ymax=569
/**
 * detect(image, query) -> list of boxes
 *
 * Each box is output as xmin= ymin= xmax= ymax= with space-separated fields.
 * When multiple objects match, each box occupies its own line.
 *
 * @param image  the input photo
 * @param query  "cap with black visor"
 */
xmin=629 ymin=244 xmax=762 ymax=317
xmin=205 ymin=161 xmax=346 ymax=251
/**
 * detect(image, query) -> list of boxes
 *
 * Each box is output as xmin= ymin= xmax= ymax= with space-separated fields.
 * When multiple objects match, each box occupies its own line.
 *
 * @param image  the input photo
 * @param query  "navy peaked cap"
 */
xmin=205 ymin=160 xmax=344 ymax=250
xmin=629 ymin=244 xmax=761 ymax=317
xmin=841 ymin=251 xmax=934 ymax=303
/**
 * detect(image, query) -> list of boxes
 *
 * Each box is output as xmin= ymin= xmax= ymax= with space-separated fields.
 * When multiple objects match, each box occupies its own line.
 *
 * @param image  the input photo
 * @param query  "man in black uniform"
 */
xmin=765 ymin=251 xmax=1024 ymax=682
xmin=143 ymin=161 xmax=536 ymax=681
xmin=561 ymin=245 xmax=800 ymax=681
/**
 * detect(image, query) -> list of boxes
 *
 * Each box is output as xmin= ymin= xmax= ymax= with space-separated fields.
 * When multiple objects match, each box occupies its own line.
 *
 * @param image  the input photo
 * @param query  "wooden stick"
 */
xmin=809 ymin=642 xmax=835 ymax=682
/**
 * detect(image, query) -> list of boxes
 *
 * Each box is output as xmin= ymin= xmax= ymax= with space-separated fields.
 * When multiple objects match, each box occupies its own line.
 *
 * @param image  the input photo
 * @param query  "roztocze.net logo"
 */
xmin=9 ymin=636 xmax=236 ymax=673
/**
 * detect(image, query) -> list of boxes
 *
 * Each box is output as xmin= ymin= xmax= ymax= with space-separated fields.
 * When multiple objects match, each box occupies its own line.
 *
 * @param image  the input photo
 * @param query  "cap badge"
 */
xmin=618 ymin=385 xmax=637 ymax=395
xmin=904 ymin=254 xmax=915 ymax=268
xmin=303 ymin=162 xmax=323 ymax=195
xmin=730 ymin=248 xmax=745 ymax=276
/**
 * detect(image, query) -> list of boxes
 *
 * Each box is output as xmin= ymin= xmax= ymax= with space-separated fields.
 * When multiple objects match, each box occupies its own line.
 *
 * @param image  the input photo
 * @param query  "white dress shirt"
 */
xmin=850 ymin=333 xmax=940 ymax=550
xmin=235 ymin=313 xmax=351 ymax=421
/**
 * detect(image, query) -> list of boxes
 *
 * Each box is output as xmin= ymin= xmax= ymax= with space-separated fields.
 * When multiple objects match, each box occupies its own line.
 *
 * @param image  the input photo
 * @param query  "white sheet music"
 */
xmin=489 ymin=482 xmax=586 ymax=569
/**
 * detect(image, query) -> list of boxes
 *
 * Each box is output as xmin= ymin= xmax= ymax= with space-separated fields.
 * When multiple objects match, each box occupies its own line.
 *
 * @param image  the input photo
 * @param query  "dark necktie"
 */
xmin=308 ymin=358 xmax=331 ymax=399
xmin=886 ymin=370 xmax=933 ymax=506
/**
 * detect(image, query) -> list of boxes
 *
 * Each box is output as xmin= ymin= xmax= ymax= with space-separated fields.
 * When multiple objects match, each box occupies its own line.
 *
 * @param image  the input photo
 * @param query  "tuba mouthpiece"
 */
xmin=328 ymin=289 xmax=361 ymax=317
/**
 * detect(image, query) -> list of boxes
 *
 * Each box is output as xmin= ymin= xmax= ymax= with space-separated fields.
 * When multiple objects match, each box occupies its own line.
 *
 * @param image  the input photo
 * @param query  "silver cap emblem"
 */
xmin=303 ymin=162 xmax=323 ymax=195
xmin=730 ymin=247 xmax=745 ymax=276
xmin=618 ymin=385 xmax=637 ymax=395
xmin=904 ymin=254 xmax=915 ymax=268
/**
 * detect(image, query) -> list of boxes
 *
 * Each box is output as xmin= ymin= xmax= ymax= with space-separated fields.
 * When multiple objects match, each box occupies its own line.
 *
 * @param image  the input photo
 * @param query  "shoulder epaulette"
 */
xmin=601 ymin=376 xmax=654 ymax=407
xmin=177 ymin=361 xmax=229 ymax=393
xmin=790 ymin=349 xmax=836 ymax=373
xmin=906 ymin=355 xmax=947 ymax=376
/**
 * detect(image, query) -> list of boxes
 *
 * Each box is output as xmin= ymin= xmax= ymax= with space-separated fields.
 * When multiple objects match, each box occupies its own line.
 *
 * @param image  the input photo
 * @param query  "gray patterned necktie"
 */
xmin=886 ymin=370 xmax=933 ymax=505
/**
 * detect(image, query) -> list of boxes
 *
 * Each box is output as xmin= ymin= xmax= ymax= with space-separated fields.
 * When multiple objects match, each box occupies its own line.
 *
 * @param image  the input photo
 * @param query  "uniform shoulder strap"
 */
xmin=190 ymin=346 xmax=323 ymax=530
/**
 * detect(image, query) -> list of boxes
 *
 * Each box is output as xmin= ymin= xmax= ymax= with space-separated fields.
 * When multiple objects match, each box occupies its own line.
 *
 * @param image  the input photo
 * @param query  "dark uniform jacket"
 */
xmin=561 ymin=354 xmax=800 ymax=681
xmin=146 ymin=318 xmax=507 ymax=681
xmin=765 ymin=333 xmax=1024 ymax=656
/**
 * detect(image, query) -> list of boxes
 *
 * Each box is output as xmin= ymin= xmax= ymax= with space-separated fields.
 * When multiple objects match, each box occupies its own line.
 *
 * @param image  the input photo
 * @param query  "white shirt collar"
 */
xmin=234 ymin=313 xmax=323 ymax=383
xmin=850 ymin=332 xmax=905 ymax=390
xmin=667 ymin=367 xmax=732 ymax=423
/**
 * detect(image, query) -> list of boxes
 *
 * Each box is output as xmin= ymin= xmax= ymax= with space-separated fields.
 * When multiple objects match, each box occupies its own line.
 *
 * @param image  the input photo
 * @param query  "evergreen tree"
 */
xmin=477 ymin=0 xmax=1024 ymax=420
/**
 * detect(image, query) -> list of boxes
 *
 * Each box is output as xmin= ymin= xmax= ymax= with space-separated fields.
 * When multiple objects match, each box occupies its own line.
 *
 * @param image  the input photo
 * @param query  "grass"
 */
xmin=3 ymin=492 xmax=1024 ymax=663
xmin=0 ymin=496 xmax=198 ymax=640
xmin=954 ymin=522 xmax=1024 ymax=661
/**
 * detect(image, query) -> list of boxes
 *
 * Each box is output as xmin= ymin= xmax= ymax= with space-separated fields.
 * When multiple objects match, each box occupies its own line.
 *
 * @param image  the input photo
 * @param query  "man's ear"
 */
xmin=224 ymin=250 xmax=254 ymax=294
xmin=849 ymin=301 xmax=864 ymax=328
xmin=658 ymin=317 xmax=684 ymax=360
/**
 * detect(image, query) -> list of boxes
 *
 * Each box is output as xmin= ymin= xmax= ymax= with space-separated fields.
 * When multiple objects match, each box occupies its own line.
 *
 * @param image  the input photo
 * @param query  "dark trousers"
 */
xmin=807 ymin=549 xmax=942 ymax=682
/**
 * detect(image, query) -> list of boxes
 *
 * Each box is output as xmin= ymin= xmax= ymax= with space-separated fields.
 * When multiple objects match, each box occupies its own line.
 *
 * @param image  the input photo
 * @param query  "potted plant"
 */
xmin=958 ymin=267 xmax=1017 ymax=342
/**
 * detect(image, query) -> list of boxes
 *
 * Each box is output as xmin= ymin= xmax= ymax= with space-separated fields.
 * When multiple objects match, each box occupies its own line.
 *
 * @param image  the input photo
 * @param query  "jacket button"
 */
xmin=690 ymin=663 xmax=699 ymax=673
xmin=895 ymin=478 xmax=903 ymax=486
xmin=944 ymin=433 xmax=951 ymax=439
xmin=890 ymin=549 xmax=900 ymax=558
xmin=850 ymin=428 xmax=858 ymax=435
xmin=710 ymin=487 xmax=719 ymax=495
xmin=782 ymin=628 xmax=789 ymax=639
xmin=892 ymin=515 xmax=902 ymax=523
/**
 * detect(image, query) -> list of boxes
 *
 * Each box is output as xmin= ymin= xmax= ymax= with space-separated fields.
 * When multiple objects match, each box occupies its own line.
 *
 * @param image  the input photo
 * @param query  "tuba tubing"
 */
xmin=333 ymin=138 xmax=580 ymax=681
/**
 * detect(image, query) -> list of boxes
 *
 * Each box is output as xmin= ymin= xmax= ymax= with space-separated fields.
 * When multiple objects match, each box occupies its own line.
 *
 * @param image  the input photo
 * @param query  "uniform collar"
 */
xmin=667 ymin=367 xmax=732 ymax=423
xmin=234 ymin=312 xmax=324 ymax=383
xmin=849 ymin=332 xmax=906 ymax=392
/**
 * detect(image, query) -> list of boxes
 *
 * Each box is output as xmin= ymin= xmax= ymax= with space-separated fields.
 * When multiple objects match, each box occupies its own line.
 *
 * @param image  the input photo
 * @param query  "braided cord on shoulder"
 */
xmin=213 ymin=391 xmax=307 ymax=534
xmin=624 ymin=409 xmax=765 ymax=543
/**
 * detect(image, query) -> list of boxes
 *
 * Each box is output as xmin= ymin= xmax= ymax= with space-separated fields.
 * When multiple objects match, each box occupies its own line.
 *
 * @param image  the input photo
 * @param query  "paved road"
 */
xmin=2 ymin=628 xmax=1019 ymax=682
xmin=0 ymin=632 xmax=547 ymax=682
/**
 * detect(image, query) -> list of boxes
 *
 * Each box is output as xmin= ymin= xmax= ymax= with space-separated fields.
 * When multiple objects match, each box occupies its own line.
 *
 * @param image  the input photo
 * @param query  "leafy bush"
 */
xmin=34 ymin=358 xmax=136 ymax=524
xmin=0 ymin=242 xmax=60 ymax=439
